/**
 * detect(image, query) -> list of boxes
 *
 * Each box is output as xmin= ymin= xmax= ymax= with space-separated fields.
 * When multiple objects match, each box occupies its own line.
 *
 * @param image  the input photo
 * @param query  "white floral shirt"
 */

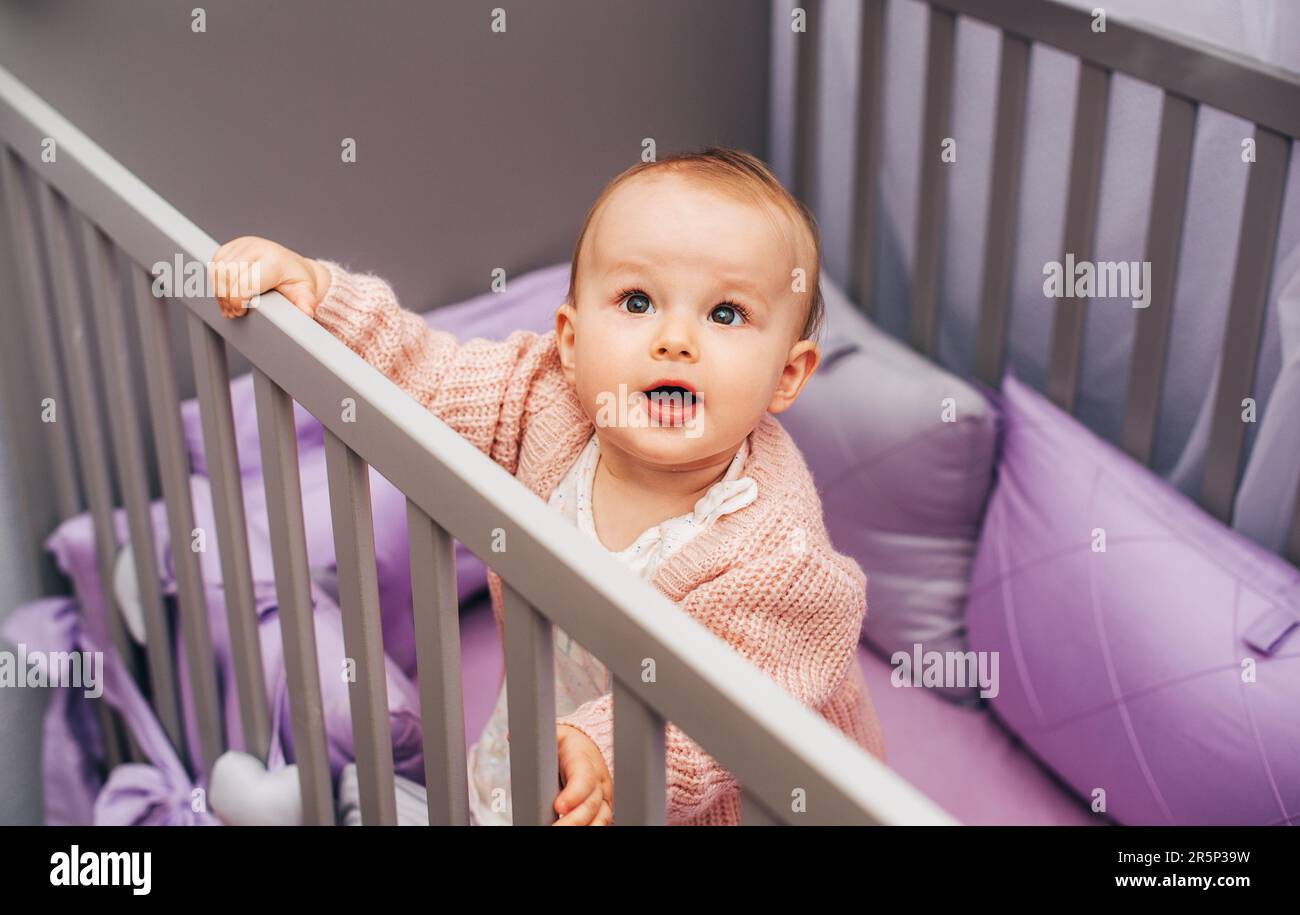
xmin=466 ymin=432 xmax=757 ymax=825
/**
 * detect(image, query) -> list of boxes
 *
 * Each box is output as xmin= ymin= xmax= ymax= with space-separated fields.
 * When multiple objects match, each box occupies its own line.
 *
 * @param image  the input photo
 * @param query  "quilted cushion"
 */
xmin=966 ymin=373 xmax=1300 ymax=825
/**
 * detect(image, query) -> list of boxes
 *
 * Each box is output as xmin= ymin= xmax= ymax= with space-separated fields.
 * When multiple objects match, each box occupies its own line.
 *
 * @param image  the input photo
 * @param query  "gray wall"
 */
xmin=0 ymin=0 xmax=771 ymax=824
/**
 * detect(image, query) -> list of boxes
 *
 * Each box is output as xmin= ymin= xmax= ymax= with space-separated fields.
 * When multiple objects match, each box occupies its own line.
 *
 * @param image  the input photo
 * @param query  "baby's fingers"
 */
xmin=210 ymin=254 xmax=245 ymax=317
xmin=552 ymin=786 xmax=602 ymax=826
xmin=210 ymin=238 xmax=274 ymax=318
xmin=228 ymin=261 xmax=257 ymax=315
xmin=211 ymin=261 xmax=235 ymax=317
xmin=554 ymin=761 xmax=596 ymax=816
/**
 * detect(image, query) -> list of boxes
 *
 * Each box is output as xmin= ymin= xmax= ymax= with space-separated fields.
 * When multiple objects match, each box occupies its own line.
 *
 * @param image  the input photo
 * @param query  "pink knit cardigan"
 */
xmin=312 ymin=261 xmax=887 ymax=825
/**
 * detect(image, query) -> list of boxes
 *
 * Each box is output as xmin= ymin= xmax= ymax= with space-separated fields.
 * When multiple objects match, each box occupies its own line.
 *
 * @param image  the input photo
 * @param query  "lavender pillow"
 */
xmin=966 ymin=374 xmax=1300 ymax=826
xmin=779 ymin=276 xmax=998 ymax=701
xmin=180 ymin=373 xmax=322 ymax=478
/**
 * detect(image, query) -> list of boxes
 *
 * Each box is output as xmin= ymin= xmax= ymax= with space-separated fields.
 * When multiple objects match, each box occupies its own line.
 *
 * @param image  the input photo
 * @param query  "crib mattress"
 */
xmin=453 ymin=592 xmax=1100 ymax=826
xmin=854 ymin=648 xmax=1100 ymax=826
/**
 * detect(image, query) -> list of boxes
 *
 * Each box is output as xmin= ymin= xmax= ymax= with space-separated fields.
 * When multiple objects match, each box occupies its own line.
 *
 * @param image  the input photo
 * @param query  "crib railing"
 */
xmin=793 ymin=0 xmax=1300 ymax=561
xmin=0 ymin=64 xmax=953 ymax=826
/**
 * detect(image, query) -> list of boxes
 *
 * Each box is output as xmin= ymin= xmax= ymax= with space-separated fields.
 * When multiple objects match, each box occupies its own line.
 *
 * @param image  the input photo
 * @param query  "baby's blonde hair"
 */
xmin=564 ymin=147 xmax=825 ymax=343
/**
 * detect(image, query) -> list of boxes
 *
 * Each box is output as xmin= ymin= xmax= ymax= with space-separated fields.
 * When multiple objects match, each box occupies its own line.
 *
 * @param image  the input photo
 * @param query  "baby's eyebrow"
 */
xmin=601 ymin=259 xmax=654 ymax=278
xmin=716 ymin=275 xmax=769 ymax=308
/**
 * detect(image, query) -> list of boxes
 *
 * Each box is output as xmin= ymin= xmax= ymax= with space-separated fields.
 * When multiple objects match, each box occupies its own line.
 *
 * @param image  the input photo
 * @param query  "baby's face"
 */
xmin=555 ymin=172 xmax=819 ymax=473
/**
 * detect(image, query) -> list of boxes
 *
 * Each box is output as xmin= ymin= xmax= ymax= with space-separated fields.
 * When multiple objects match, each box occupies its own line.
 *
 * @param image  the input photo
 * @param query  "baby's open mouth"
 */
xmin=644 ymin=384 xmax=699 ymax=405
xmin=640 ymin=381 xmax=701 ymax=424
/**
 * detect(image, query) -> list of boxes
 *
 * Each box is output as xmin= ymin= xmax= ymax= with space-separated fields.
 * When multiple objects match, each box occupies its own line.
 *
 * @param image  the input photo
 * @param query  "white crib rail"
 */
xmin=0 ymin=64 xmax=955 ymax=826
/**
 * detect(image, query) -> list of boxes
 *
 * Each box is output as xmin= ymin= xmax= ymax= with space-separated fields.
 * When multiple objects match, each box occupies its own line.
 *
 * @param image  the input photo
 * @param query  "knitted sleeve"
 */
xmin=556 ymin=547 xmax=867 ymax=824
xmin=311 ymin=259 xmax=560 ymax=472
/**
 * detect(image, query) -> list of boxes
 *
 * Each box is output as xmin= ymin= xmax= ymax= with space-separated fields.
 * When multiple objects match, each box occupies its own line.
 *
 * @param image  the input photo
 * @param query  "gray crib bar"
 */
xmin=910 ymin=5 xmax=955 ymax=357
xmin=741 ymin=789 xmax=779 ymax=826
xmin=84 ymin=221 xmax=186 ymax=757
xmin=130 ymin=264 xmax=225 ymax=776
xmin=1045 ymin=61 xmax=1109 ymax=414
xmin=1202 ymin=127 xmax=1292 ymax=523
xmin=188 ymin=313 xmax=271 ymax=761
xmin=34 ymin=180 xmax=140 ymax=766
xmin=406 ymin=501 xmax=470 ymax=826
xmin=612 ymin=676 xmax=666 ymax=825
xmin=1289 ymin=493 xmax=1300 ymax=569
xmin=973 ymin=32 xmax=1029 ymax=388
xmin=36 ymin=184 xmax=139 ymax=684
xmin=1120 ymin=92 xmax=1197 ymax=466
xmin=792 ymin=0 xmax=821 ymax=209
xmin=254 ymin=370 xmax=334 ymax=825
xmin=0 ymin=150 xmax=80 ymax=522
xmin=502 ymin=582 xmax=558 ymax=826
xmin=928 ymin=0 xmax=1300 ymax=140
xmin=323 ymin=429 xmax=398 ymax=826
xmin=849 ymin=0 xmax=885 ymax=317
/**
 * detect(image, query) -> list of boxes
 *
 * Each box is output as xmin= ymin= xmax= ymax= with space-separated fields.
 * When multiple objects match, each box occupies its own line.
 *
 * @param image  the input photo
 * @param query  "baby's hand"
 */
xmin=553 ymin=724 xmax=613 ymax=825
xmin=209 ymin=235 xmax=331 ymax=319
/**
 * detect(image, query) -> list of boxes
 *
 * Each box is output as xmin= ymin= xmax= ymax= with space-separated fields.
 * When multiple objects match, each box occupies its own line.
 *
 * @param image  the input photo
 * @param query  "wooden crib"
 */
xmin=1 ymin=0 xmax=1297 ymax=826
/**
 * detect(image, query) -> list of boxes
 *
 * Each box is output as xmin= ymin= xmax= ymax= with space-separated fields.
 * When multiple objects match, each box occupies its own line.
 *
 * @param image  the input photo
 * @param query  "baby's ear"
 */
xmin=554 ymin=302 xmax=579 ymax=381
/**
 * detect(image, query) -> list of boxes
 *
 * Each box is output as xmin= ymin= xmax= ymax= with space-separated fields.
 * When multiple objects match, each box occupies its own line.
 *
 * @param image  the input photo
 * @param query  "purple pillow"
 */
xmin=180 ymin=374 xmax=323 ymax=478
xmin=780 ymin=275 xmax=998 ymax=699
xmin=966 ymin=374 xmax=1300 ymax=825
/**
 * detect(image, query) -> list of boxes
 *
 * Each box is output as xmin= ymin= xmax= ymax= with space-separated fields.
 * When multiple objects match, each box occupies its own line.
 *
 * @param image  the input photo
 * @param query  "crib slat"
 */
xmin=83 ymin=220 xmax=186 ymax=757
xmin=187 ymin=312 xmax=271 ymax=761
xmin=130 ymin=265 xmax=225 ymax=775
xmin=253 ymin=370 xmax=334 ymax=825
xmin=1202 ymin=127 xmax=1292 ymax=523
xmin=741 ymin=788 xmax=781 ymax=826
xmin=1121 ymin=92 xmax=1197 ymax=465
xmin=792 ymin=0 xmax=822 ymax=207
xmin=406 ymin=501 xmax=469 ymax=826
xmin=973 ymin=32 xmax=1030 ymax=387
xmin=502 ymin=582 xmax=557 ymax=826
xmin=0 ymin=149 xmax=79 ymax=521
xmin=323 ymin=429 xmax=398 ymax=826
xmin=34 ymin=180 xmax=136 ymax=766
xmin=612 ymin=677 xmax=665 ymax=825
xmin=849 ymin=0 xmax=886 ymax=314
xmin=1288 ymin=486 xmax=1300 ymax=568
xmin=62 ymin=580 xmax=130 ymax=767
xmin=1046 ymin=61 xmax=1111 ymax=412
xmin=35 ymin=185 xmax=137 ymax=677
xmin=910 ymin=5 xmax=956 ymax=356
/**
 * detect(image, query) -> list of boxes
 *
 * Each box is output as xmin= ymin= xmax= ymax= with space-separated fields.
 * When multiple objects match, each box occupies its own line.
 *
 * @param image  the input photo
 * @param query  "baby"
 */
xmin=212 ymin=147 xmax=886 ymax=825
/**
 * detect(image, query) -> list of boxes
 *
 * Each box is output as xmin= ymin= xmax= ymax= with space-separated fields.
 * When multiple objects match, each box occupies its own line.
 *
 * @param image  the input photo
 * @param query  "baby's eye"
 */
xmin=618 ymin=291 xmax=655 ymax=315
xmin=709 ymin=303 xmax=747 ymax=326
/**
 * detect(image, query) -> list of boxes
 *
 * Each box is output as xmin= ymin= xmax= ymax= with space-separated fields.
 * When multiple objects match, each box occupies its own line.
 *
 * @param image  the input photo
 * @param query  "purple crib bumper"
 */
xmin=4 ymin=471 xmax=429 ymax=825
